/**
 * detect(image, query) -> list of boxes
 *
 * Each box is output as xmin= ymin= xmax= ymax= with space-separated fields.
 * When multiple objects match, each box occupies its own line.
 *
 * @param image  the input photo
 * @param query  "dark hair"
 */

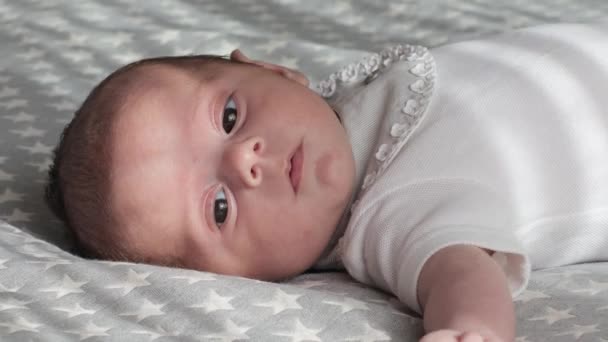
xmin=45 ymin=54 xmax=231 ymax=265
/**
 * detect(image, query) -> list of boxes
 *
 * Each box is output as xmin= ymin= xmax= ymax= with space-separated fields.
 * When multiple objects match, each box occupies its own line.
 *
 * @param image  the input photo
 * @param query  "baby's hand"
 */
xmin=420 ymin=329 xmax=503 ymax=342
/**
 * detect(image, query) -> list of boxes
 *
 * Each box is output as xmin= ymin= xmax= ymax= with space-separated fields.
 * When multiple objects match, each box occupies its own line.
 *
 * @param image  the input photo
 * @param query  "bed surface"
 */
xmin=1 ymin=1 xmax=608 ymax=340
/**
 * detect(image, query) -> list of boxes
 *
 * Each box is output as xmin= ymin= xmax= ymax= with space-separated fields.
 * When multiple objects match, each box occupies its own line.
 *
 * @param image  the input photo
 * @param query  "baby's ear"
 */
xmin=230 ymin=49 xmax=309 ymax=87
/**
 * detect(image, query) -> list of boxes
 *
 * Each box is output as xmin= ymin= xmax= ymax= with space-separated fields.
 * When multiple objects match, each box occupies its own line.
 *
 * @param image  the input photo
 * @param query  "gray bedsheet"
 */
xmin=1 ymin=0 xmax=608 ymax=340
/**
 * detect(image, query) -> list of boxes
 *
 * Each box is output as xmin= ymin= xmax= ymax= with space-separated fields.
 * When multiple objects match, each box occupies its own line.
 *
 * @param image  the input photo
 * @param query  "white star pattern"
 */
xmin=386 ymin=3 xmax=411 ymax=17
xmin=341 ymin=14 xmax=365 ymax=26
xmin=65 ymin=32 xmax=90 ymax=46
xmin=169 ymin=273 xmax=216 ymax=284
xmin=131 ymin=325 xmax=179 ymax=340
xmin=0 ymin=169 xmax=15 ymax=182
xmin=0 ymin=317 xmax=41 ymax=334
xmin=10 ymin=126 xmax=45 ymax=138
xmin=1 ymin=208 xmax=33 ymax=222
xmin=257 ymin=40 xmax=288 ymax=54
xmin=273 ymin=319 xmax=322 ymax=342
xmin=196 ymin=31 xmax=220 ymax=41
xmin=1 ymin=2 xmax=608 ymax=342
xmin=29 ymin=72 xmax=61 ymax=85
xmin=27 ymin=157 xmax=53 ymax=173
xmin=200 ymin=319 xmax=251 ymax=342
xmin=105 ymin=269 xmax=152 ymax=295
xmin=189 ymin=289 xmax=235 ymax=313
xmin=278 ymin=56 xmax=299 ymax=69
xmin=206 ymin=40 xmax=239 ymax=56
xmin=514 ymin=289 xmax=551 ymax=303
xmin=119 ymin=299 xmax=166 ymax=322
xmin=52 ymin=303 xmax=96 ymax=318
xmin=65 ymin=321 xmax=111 ymax=340
xmin=111 ymin=50 xmax=145 ymax=65
xmin=0 ymin=98 xmax=28 ymax=110
xmin=323 ymin=296 xmax=371 ymax=314
xmin=555 ymin=324 xmax=600 ymax=339
xmin=37 ymin=14 xmax=70 ymax=31
xmin=151 ymin=30 xmax=180 ymax=44
xmin=291 ymin=279 xmax=329 ymax=289
xmin=0 ymin=298 xmax=31 ymax=312
xmin=528 ymin=306 xmax=575 ymax=325
xmin=314 ymin=53 xmax=344 ymax=66
xmin=103 ymin=260 xmax=139 ymax=267
xmin=39 ymin=275 xmax=87 ymax=299
xmin=62 ymin=50 xmax=94 ymax=63
xmin=29 ymin=60 xmax=53 ymax=71
xmin=81 ymin=64 xmax=104 ymax=76
xmin=26 ymin=259 xmax=72 ymax=271
xmin=0 ymin=188 xmax=25 ymax=204
xmin=20 ymin=243 xmax=60 ymax=258
xmin=254 ymin=289 xmax=303 ymax=315
xmin=47 ymin=100 xmax=76 ymax=112
xmin=55 ymin=117 xmax=71 ymax=124
xmin=572 ymin=280 xmax=608 ymax=295
xmin=327 ymin=2 xmax=352 ymax=15
xmin=0 ymin=85 xmax=19 ymax=98
xmin=16 ymin=48 xmax=44 ymax=61
xmin=2 ymin=111 xmax=36 ymax=123
xmin=41 ymin=84 xmax=69 ymax=97
xmin=17 ymin=141 xmax=53 ymax=155
xmin=0 ymin=282 xmax=21 ymax=293
xmin=99 ymin=32 xmax=134 ymax=47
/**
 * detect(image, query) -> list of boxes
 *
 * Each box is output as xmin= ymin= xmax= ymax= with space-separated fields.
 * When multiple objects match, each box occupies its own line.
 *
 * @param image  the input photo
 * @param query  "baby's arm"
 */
xmin=417 ymin=245 xmax=515 ymax=342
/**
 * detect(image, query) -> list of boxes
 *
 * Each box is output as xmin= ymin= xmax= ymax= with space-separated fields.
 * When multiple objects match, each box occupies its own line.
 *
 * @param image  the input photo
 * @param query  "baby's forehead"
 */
xmin=124 ymin=64 xmax=196 ymax=91
xmin=109 ymin=65 xmax=198 ymax=119
xmin=131 ymin=58 xmax=236 ymax=84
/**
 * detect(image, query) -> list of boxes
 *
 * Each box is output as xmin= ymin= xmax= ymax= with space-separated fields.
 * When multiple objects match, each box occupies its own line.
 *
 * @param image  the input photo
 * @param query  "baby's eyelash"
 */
xmin=213 ymin=186 xmax=229 ymax=228
xmin=222 ymin=96 xmax=238 ymax=134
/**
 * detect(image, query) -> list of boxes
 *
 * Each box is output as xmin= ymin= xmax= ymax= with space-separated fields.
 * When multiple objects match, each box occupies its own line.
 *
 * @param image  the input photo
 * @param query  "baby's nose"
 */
xmin=226 ymin=136 xmax=265 ymax=188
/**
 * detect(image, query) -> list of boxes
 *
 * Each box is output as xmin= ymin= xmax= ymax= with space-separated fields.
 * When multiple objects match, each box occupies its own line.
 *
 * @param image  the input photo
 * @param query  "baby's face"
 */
xmin=108 ymin=60 xmax=355 ymax=280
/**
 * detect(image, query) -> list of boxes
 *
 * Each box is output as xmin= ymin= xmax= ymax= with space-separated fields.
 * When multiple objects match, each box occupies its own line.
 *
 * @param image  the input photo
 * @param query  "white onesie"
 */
xmin=314 ymin=21 xmax=608 ymax=314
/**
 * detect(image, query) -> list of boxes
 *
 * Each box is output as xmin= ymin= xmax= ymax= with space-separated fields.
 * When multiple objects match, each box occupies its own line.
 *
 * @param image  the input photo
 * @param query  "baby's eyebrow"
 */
xmin=190 ymin=80 xmax=219 ymax=130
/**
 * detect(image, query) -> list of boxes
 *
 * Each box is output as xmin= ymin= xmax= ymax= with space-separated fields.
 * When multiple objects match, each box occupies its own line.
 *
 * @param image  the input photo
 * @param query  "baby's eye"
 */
xmin=222 ymin=96 xmax=238 ymax=134
xmin=213 ymin=187 xmax=229 ymax=228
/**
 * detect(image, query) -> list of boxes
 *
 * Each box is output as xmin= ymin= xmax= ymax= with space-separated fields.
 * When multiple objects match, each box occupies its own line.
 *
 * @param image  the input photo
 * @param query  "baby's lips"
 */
xmin=289 ymin=143 xmax=303 ymax=194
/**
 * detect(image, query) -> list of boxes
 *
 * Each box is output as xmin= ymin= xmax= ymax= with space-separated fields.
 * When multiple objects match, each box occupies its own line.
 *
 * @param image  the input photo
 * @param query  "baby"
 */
xmin=45 ymin=22 xmax=608 ymax=342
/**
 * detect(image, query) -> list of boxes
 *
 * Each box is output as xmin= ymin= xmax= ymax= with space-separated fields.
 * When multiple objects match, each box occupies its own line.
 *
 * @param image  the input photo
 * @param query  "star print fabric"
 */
xmin=1 ymin=1 xmax=608 ymax=341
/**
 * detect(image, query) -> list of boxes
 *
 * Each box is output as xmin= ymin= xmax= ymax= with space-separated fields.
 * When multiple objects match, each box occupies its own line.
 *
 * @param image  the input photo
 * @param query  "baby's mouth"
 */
xmin=289 ymin=143 xmax=303 ymax=194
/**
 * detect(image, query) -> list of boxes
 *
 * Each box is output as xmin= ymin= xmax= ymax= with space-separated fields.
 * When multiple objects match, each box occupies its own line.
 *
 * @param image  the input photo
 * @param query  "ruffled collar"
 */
xmin=310 ymin=44 xmax=437 ymax=270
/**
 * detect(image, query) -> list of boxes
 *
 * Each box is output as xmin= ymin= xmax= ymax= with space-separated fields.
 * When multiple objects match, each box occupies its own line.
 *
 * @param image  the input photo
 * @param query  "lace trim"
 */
xmin=315 ymin=45 xmax=433 ymax=97
xmin=314 ymin=45 xmax=436 ymax=211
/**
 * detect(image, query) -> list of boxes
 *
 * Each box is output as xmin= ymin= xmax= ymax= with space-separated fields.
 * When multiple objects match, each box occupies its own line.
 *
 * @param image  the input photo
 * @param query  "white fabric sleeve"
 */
xmin=340 ymin=178 xmax=530 ymax=314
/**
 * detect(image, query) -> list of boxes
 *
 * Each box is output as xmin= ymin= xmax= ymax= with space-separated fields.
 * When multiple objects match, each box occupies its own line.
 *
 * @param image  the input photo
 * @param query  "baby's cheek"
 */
xmin=314 ymin=152 xmax=342 ymax=189
xmin=315 ymin=150 xmax=354 ymax=202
